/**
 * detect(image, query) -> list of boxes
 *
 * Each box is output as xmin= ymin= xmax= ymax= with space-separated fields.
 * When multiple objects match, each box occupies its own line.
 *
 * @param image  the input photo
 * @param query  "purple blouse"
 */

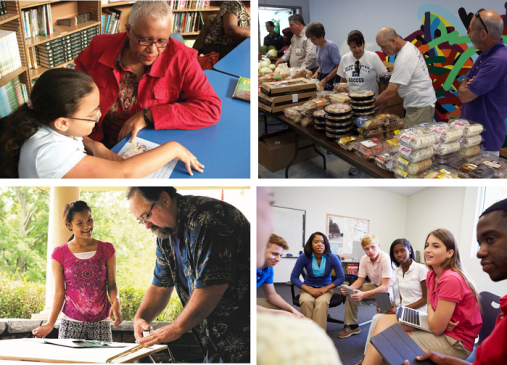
xmin=52 ymin=240 xmax=116 ymax=322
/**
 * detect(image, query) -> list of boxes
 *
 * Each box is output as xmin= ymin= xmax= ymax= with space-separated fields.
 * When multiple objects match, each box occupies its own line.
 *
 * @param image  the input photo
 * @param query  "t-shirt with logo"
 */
xmin=337 ymin=50 xmax=387 ymax=97
xmin=390 ymin=42 xmax=436 ymax=109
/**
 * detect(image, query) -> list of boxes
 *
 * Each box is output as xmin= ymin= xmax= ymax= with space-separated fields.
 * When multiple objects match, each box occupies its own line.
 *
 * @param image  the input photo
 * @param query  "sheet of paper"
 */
xmin=117 ymin=137 xmax=177 ymax=179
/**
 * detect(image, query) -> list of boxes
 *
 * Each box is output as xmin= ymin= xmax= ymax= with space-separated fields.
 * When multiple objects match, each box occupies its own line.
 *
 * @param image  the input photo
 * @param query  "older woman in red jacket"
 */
xmin=75 ymin=1 xmax=221 ymax=148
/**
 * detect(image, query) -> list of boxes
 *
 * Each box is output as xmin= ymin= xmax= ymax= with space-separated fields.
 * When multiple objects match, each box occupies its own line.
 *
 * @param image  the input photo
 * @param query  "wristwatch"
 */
xmin=143 ymin=107 xmax=153 ymax=126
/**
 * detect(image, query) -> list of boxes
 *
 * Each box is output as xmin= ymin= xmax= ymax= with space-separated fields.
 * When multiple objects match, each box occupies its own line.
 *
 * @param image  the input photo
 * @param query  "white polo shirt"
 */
xmin=358 ymin=251 xmax=395 ymax=286
xmin=19 ymin=124 xmax=87 ymax=178
xmin=395 ymin=261 xmax=428 ymax=311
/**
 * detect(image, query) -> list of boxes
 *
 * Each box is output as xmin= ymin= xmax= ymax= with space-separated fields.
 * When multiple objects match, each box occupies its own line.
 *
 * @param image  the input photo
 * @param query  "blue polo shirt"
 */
xmin=257 ymin=266 xmax=274 ymax=288
xmin=316 ymin=39 xmax=341 ymax=74
xmin=461 ymin=39 xmax=507 ymax=151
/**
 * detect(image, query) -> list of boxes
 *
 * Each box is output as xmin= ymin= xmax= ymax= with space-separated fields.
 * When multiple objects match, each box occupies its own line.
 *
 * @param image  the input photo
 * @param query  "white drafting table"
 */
xmin=0 ymin=339 xmax=167 ymax=363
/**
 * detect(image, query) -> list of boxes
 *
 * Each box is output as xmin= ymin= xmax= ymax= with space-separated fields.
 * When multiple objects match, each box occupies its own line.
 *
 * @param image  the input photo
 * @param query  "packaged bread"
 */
xmin=374 ymin=148 xmax=399 ymax=172
xmin=457 ymin=162 xmax=479 ymax=178
xmin=397 ymin=158 xmax=432 ymax=175
xmin=431 ymin=122 xmax=450 ymax=132
xmin=310 ymin=78 xmax=324 ymax=91
xmin=439 ymin=129 xmax=463 ymax=143
xmin=329 ymin=92 xmax=351 ymax=104
xmin=289 ymin=67 xmax=311 ymax=79
xmin=394 ymin=168 xmax=427 ymax=179
xmin=459 ymin=145 xmax=481 ymax=158
xmin=355 ymin=116 xmax=382 ymax=130
xmin=275 ymin=67 xmax=291 ymax=80
xmin=302 ymin=99 xmax=326 ymax=114
xmin=424 ymin=168 xmax=460 ymax=179
xmin=378 ymin=113 xmax=400 ymax=126
xmin=361 ymin=128 xmax=384 ymax=139
xmin=284 ymin=105 xmax=304 ymax=122
xmin=316 ymin=91 xmax=334 ymax=102
xmin=460 ymin=135 xmax=483 ymax=147
xmin=463 ymin=123 xmax=484 ymax=137
xmin=469 ymin=154 xmax=507 ymax=178
xmin=398 ymin=145 xmax=434 ymax=163
xmin=354 ymin=139 xmax=389 ymax=160
xmin=450 ymin=119 xmax=471 ymax=129
xmin=400 ymin=130 xmax=435 ymax=150
xmin=338 ymin=136 xmax=363 ymax=151
xmin=333 ymin=82 xmax=349 ymax=93
xmin=435 ymin=140 xmax=461 ymax=155
xmin=301 ymin=115 xmax=314 ymax=127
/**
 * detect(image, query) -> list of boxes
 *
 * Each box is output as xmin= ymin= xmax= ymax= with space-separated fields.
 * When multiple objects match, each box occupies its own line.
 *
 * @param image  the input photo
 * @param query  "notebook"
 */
xmin=370 ymin=323 xmax=435 ymax=365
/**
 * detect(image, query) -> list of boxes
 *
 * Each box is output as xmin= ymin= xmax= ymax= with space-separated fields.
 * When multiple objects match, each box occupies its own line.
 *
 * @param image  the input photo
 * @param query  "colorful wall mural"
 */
xmin=378 ymin=4 xmax=507 ymax=122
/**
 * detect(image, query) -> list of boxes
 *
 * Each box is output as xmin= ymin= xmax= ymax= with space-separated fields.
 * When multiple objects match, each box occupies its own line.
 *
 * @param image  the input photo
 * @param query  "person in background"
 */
xmin=256 ymin=188 xmax=342 ymax=365
xmin=257 ymin=234 xmax=306 ymax=318
xmin=291 ymin=232 xmax=345 ymax=330
xmin=409 ymin=198 xmax=507 ymax=365
xmin=203 ymin=0 xmax=250 ymax=59
xmin=362 ymin=229 xmax=482 ymax=365
xmin=275 ymin=14 xmax=318 ymax=73
xmin=263 ymin=21 xmax=286 ymax=58
xmin=75 ymin=1 xmax=221 ymax=148
xmin=338 ymin=234 xmax=395 ymax=339
xmin=306 ymin=21 xmax=341 ymax=90
xmin=459 ymin=9 xmax=507 ymax=155
xmin=281 ymin=28 xmax=294 ymax=57
xmin=337 ymin=30 xmax=388 ymax=99
xmin=375 ymin=27 xmax=436 ymax=128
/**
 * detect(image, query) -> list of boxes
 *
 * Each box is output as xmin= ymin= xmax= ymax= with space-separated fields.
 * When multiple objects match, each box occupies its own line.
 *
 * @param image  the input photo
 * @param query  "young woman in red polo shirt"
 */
xmin=361 ymin=228 xmax=482 ymax=365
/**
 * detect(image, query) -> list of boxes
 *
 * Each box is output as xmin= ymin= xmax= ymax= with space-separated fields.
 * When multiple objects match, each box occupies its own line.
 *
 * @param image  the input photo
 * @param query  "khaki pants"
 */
xmin=343 ymin=283 xmax=378 ymax=325
xmin=405 ymin=105 xmax=435 ymax=129
xmin=299 ymin=288 xmax=334 ymax=330
xmin=257 ymin=298 xmax=281 ymax=310
xmin=412 ymin=332 xmax=471 ymax=359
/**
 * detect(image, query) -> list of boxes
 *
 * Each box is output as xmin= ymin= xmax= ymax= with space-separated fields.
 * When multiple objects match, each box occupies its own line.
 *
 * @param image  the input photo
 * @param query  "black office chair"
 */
xmin=286 ymin=268 xmax=346 ymax=325
xmin=465 ymin=291 xmax=501 ymax=362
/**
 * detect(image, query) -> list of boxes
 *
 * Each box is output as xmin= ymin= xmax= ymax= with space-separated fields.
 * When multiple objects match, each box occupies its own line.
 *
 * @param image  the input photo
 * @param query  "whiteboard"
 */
xmin=272 ymin=206 xmax=306 ymax=256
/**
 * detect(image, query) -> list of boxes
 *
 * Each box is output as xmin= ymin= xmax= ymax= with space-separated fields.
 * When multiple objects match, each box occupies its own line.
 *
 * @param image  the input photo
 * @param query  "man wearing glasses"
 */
xmin=126 ymin=187 xmax=250 ymax=363
xmin=374 ymin=27 xmax=436 ymax=129
xmin=459 ymin=9 xmax=507 ymax=155
xmin=75 ymin=1 xmax=221 ymax=148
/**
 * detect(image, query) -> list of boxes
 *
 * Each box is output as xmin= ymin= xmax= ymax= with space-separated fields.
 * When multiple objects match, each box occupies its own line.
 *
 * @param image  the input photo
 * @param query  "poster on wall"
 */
xmin=326 ymin=214 xmax=369 ymax=258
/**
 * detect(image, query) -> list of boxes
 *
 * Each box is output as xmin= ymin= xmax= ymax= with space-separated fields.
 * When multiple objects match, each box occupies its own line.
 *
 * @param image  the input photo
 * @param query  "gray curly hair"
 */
xmin=129 ymin=1 xmax=172 ymax=27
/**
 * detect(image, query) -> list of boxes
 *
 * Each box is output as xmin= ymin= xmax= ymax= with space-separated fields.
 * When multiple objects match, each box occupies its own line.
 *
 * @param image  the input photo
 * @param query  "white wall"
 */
xmin=259 ymin=0 xmax=310 ymax=25
xmin=308 ymin=0 xmax=506 ymax=59
xmin=270 ymin=187 xmax=408 ymax=281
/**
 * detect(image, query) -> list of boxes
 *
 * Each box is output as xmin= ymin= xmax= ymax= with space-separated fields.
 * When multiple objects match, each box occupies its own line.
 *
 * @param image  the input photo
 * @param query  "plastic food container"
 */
xmin=360 ymin=128 xmax=384 ymax=139
xmin=355 ymin=116 xmax=382 ymax=130
xmin=399 ymin=130 xmax=435 ymax=150
xmin=314 ymin=123 xmax=326 ymax=132
xmin=313 ymin=110 xmax=328 ymax=123
xmin=374 ymin=148 xmax=399 ymax=172
xmin=338 ymin=136 xmax=363 ymax=151
xmin=326 ymin=124 xmax=354 ymax=134
xmin=353 ymin=109 xmax=376 ymax=116
xmin=302 ymin=99 xmax=327 ymax=114
xmin=383 ymin=120 xmax=405 ymax=133
xmin=463 ymin=123 xmax=484 ymax=137
xmin=327 ymin=119 xmax=353 ymax=128
xmin=325 ymin=103 xmax=352 ymax=116
xmin=333 ymin=82 xmax=349 ymax=93
xmin=349 ymin=90 xmax=375 ymax=101
xmin=349 ymin=98 xmax=376 ymax=108
xmin=377 ymin=72 xmax=391 ymax=84
xmin=397 ymin=158 xmax=432 ymax=175
xmin=354 ymin=139 xmax=389 ymax=160
xmin=424 ymin=168 xmax=460 ymax=179
xmin=301 ymin=116 xmax=313 ymax=127
xmin=469 ymin=164 xmax=495 ymax=179
xmin=459 ymin=145 xmax=481 ymax=158
xmin=326 ymin=131 xmax=352 ymax=141
xmin=435 ymin=140 xmax=461 ymax=155
xmin=284 ymin=106 xmax=304 ymax=123
xmin=316 ymin=91 xmax=334 ymax=102
xmin=469 ymin=154 xmax=507 ymax=178
xmin=329 ymin=92 xmax=350 ymax=104
xmin=433 ymin=152 xmax=459 ymax=167
xmin=398 ymin=145 xmax=434 ymax=163
xmin=460 ymin=135 xmax=483 ymax=147
xmin=439 ymin=129 xmax=463 ymax=143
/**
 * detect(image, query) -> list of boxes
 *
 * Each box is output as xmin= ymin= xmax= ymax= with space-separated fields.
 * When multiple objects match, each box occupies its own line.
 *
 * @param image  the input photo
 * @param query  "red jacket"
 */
xmin=75 ymin=33 xmax=221 ymax=142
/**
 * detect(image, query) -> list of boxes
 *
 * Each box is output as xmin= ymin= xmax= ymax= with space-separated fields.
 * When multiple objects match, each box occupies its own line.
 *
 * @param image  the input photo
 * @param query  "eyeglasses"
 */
xmin=130 ymin=27 xmax=169 ymax=48
xmin=355 ymin=60 xmax=360 ymax=76
xmin=475 ymin=9 xmax=488 ymax=34
xmin=137 ymin=203 xmax=155 ymax=225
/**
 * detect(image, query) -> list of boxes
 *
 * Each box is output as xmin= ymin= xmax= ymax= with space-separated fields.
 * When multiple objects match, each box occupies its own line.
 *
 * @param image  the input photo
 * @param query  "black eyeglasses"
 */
xmin=355 ymin=60 xmax=360 ymax=76
xmin=475 ymin=9 xmax=488 ymax=34
xmin=137 ymin=203 xmax=155 ymax=225
xmin=64 ymin=113 xmax=101 ymax=124
xmin=130 ymin=27 xmax=169 ymax=48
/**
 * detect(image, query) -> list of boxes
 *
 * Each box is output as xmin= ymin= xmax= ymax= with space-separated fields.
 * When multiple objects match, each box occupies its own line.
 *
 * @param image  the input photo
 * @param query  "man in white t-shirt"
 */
xmin=375 ymin=28 xmax=436 ymax=128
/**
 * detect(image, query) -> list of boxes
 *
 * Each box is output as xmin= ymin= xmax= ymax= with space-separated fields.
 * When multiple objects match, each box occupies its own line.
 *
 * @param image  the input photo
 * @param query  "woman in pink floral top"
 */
xmin=33 ymin=201 xmax=122 ymax=340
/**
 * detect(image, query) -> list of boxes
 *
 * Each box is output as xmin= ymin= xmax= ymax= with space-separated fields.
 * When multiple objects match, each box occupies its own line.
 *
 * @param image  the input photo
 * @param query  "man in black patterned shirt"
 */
xmin=127 ymin=186 xmax=250 ymax=363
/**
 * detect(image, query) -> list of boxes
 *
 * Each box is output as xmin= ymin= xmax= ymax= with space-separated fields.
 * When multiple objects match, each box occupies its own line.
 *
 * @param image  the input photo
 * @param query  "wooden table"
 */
xmin=0 ymin=339 xmax=167 ymax=363
xmin=270 ymin=114 xmax=395 ymax=178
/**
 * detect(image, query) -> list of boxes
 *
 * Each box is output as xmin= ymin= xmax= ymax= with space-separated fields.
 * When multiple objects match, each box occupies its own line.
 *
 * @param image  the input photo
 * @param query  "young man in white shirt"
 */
xmin=374 ymin=27 xmax=436 ymax=128
xmin=257 ymin=234 xmax=306 ymax=318
xmin=338 ymin=234 xmax=395 ymax=338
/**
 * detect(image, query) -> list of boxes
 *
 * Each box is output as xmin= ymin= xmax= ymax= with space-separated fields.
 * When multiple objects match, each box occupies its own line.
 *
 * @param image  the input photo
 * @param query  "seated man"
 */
xmin=75 ymin=1 xmax=221 ymax=148
xmin=338 ymin=234 xmax=394 ymax=339
xmin=257 ymin=234 xmax=305 ymax=318
xmin=407 ymin=197 xmax=507 ymax=365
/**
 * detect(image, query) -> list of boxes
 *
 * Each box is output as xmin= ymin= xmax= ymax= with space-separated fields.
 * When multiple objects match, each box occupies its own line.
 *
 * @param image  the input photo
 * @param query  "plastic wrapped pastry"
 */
xmin=397 ymin=158 xmax=432 ymax=175
xmin=398 ymin=145 xmax=434 ymax=163
xmin=435 ymin=140 xmax=461 ymax=155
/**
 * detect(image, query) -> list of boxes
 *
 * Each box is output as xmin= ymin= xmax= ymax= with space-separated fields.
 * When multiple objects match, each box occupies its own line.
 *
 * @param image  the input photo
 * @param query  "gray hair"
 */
xmin=129 ymin=1 xmax=172 ymax=27
xmin=305 ymin=21 xmax=325 ymax=39
xmin=380 ymin=27 xmax=401 ymax=41
xmin=476 ymin=11 xmax=504 ymax=40
xmin=288 ymin=14 xmax=305 ymax=26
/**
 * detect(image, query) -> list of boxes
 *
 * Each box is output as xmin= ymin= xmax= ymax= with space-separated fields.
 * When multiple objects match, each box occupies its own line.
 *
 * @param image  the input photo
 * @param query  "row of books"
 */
xmin=346 ymin=263 xmax=359 ymax=275
xmin=172 ymin=12 xmax=204 ymax=34
xmin=0 ymin=1 xmax=7 ymax=16
xmin=0 ymin=77 xmax=28 ymax=118
xmin=0 ymin=30 xmax=22 ymax=79
xmin=101 ymin=8 xmax=122 ymax=34
xmin=56 ymin=12 xmax=92 ymax=27
xmin=28 ymin=26 xmax=99 ymax=69
xmin=169 ymin=0 xmax=211 ymax=10
xmin=22 ymin=5 xmax=54 ymax=39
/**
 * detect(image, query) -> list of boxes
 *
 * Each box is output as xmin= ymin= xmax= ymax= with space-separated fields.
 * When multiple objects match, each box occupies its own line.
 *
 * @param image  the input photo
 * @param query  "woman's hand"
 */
xmin=445 ymin=320 xmax=459 ymax=332
xmin=385 ymin=307 xmax=397 ymax=315
xmin=306 ymin=287 xmax=323 ymax=297
xmin=109 ymin=300 xmax=123 ymax=327
xmin=311 ymin=72 xmax=318 ymax=79
xmin=118 ymin=110 xmax=147 ymax=143
xmin=168 ymin=142 xmax=204 ymax=176
xmin=319 ymin=78 xmax=327 ymax=89
xmin=32 ymin=323 xmax=54 ymax=338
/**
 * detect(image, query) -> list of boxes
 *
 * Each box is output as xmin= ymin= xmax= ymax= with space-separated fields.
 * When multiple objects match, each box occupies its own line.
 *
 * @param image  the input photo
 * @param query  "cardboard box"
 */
xmin=258 ymin=90 xmax=317 ymax=113
xmin=383 ymin=62 xmax=394 ymax=72
xmin=261 ymin=78 xmax=317 ymax=96
xmin=259 ymin=131 xmax=318 ymax=172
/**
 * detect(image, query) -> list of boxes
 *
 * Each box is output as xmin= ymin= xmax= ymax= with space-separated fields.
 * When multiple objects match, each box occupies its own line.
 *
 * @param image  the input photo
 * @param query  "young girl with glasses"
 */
xmin=32 ymin=201 xmax=122 ymax=340
xmin=0 ymin=68 xmax=203 ymax=178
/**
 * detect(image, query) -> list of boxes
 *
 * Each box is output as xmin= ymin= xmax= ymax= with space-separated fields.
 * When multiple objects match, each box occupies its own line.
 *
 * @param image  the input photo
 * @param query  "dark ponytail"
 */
xmin=63 ymin=200 xmax=92 ymax=242
xmin=0 ymin=69 xmax=95 ymax=177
